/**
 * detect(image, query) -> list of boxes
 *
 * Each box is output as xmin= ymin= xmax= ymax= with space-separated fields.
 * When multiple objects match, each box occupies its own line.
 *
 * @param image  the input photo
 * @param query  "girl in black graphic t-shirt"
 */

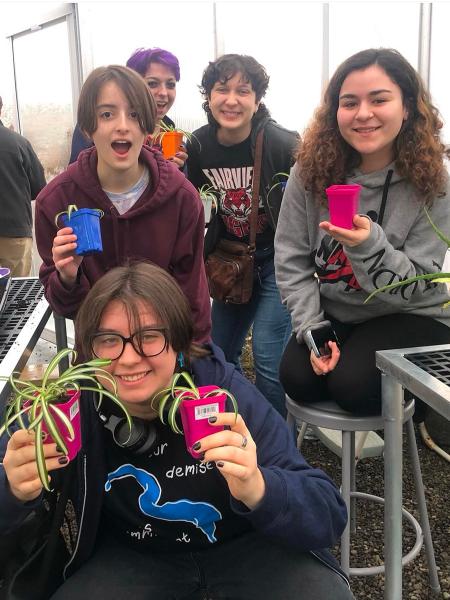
xmin=187 ymin=54 xmax=299 ymax=417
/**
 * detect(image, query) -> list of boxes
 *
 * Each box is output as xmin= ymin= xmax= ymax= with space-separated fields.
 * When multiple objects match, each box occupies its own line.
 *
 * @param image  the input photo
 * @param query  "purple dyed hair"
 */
xmin=126 ymin=47 xmax=180 ymax=81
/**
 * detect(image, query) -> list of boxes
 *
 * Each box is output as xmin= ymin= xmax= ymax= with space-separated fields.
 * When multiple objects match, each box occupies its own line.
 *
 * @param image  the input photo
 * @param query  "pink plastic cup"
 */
xmin=326 ymin=184 xmax=361 ymax=229
xmin=179 ymin=386 xmax=226 ymax=458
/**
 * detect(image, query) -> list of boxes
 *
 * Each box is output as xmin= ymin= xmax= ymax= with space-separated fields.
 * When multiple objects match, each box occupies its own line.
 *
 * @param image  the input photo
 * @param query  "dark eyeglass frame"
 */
xmin=91 ymin=327 xmax=168 ymax=360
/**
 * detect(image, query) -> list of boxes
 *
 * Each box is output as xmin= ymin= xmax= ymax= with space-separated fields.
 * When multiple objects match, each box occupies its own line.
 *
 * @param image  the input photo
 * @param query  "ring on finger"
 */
xmin=240 ymin=434 xmax=248 ymax=449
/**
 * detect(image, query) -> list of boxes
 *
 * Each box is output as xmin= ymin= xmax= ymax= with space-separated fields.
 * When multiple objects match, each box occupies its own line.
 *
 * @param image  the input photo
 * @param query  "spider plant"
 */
xmin=268 ymin=172 xmax=289 ymax=198
xmin=198 ymin=184 xmax=218 ymax=223
xmin=158 ymin=120 xmax=193 ymax=143
xmin=158 ymin=121 xmax=201 ymax=151
xmin=151 ymin=371 xmax=238 ymax=435
xmin=54 ymin=204 xmax=104 ymax=228
xmin=365 ymin=207 xmax=450 ymax=307
xmin=0 ymin=348 xmax=131 ymax=491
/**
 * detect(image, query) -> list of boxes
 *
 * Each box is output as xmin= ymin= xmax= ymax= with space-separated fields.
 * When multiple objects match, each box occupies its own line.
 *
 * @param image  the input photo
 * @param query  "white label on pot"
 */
xmin=195 ymin=403 xmax=219 ymax=420
xmin=70 ymin=399 xmax=80 ymax=420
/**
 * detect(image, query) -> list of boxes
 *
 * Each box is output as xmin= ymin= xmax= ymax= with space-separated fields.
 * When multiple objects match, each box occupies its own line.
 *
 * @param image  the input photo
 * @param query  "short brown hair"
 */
xmin=75 ymin=262 xmax=208 ymax=364
xmin=77 ymin=65 xmax=156 ymax=136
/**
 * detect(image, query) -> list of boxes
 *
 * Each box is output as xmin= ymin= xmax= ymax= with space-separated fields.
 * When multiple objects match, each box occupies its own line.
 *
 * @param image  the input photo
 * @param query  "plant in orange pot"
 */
xmin=158 ymin=121 xmax=198 ymax=160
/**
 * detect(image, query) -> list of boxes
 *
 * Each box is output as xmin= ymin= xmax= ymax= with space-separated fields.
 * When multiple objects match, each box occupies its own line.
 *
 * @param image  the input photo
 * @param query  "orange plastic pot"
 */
xmin=161 ymin=131 xmax=183 ymax=159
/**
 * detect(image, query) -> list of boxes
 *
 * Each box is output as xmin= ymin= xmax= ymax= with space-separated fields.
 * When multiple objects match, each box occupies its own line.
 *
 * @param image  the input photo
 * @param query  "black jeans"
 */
xmin=280 ymin=313 xmax=450 ymax=416
xmin=50 ymin=531 xmax=353 ymax=600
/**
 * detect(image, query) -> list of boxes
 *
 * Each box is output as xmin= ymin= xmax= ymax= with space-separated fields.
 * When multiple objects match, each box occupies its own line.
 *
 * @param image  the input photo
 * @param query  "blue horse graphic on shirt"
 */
xmin=105 ymin=463 xmax=222 ymax=543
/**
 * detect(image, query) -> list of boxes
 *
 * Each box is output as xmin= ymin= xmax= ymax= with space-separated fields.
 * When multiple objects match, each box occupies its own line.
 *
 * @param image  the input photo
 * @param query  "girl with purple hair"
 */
xmin=69 ymin=47 xmax=187 ymax=169
xmin=126 ymin=47 xmax=187 ymax=169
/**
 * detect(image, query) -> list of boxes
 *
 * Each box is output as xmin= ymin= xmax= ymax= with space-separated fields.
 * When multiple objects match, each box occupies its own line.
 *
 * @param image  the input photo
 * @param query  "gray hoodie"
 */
xmin=274 ymin=162 xmax=450 ymax=344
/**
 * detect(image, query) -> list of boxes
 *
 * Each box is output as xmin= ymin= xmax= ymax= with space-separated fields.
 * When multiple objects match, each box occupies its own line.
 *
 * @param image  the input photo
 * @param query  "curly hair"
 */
xmin=199 ymin=54 xmax=271 ymax=129
xmin=298 ymin=48 xmax=450 ymax=204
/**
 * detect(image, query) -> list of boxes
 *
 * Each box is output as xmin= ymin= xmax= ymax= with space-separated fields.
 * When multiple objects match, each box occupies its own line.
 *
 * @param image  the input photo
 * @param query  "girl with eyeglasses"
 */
xmin=0 ymin=262 xmax=354 ymax=600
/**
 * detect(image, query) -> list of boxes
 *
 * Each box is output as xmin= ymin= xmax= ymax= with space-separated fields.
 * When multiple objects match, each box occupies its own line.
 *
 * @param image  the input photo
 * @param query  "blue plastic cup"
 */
xmin=62 ymin=208 xmax=103 ymax=256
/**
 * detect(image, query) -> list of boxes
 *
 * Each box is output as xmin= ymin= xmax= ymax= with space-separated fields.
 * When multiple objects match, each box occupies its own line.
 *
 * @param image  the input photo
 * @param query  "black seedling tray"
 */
xmin=0 ymin=278 xmax=44 ymax=361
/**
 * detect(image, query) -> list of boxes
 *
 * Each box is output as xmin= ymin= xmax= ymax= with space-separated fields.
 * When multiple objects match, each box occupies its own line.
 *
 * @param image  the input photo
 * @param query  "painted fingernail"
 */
xmin=56 ymin=445 xmax=64 ymax=453
xmin=58 ymin=456 xmax=69 ymax=465
xmin=192 ymin=441 xmax=201 ymax=451
xmin=208 ymin=416 xmax=217 ymax=424
xmin=216 ymin=461 xmax=225 ymax=468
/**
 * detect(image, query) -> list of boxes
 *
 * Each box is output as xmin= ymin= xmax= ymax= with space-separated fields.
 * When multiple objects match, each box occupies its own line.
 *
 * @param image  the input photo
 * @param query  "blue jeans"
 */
xmin=211 ymin=257 xmax=291 ymax=416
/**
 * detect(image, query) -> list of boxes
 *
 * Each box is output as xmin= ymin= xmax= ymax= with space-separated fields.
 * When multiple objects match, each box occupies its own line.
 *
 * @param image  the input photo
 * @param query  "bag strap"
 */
xmin=377 ymin=168 xmax=393 ymax=227
xmin=248 ymin=129 xmax=264 ymax=250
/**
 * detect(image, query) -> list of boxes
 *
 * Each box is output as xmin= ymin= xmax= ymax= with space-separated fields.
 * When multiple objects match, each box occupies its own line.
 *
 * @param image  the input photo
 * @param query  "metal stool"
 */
xmin=286 ymin=395 xmax=440 ymax=592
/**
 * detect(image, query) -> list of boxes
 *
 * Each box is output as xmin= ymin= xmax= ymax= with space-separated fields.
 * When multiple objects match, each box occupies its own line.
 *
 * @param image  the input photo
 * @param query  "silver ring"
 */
xmin=240 ymin=434 xmax=248 ymax=448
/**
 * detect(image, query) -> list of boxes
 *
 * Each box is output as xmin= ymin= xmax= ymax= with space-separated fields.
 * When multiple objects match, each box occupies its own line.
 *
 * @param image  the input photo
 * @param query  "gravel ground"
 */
xmin=301 ymin=433 xmax=450 ymax=600
xmin=241 ymin=337 xmax=450 ymax=600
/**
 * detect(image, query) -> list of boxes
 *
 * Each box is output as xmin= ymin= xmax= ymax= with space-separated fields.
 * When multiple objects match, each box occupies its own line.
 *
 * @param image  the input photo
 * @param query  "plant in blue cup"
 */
xmin=55 ymin=204 xmax=104 ymax=256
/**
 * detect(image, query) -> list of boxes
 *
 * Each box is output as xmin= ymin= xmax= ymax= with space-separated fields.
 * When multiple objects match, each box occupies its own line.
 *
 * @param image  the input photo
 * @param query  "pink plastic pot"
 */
xmin=41 ymin=389 xmax=82 ymax=461
xmin=326 ymin=184 xmax=361 ymax=230
xmin=179 ymin=386 xmax=226 ymax=458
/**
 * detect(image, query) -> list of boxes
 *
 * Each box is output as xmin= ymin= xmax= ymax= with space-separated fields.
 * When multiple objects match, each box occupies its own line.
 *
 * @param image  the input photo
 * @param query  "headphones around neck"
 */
xmin=98 ymin=411 xmax=159 ymax=456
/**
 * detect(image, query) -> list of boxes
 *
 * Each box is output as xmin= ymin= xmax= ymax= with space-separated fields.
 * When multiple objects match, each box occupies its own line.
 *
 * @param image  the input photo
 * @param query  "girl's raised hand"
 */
xmin=194 ymin=413 xmax=265 ymax=510
xmin=319 ymin=214 xmax=371 ymax=247
xmin=2 ymin=429 xmax=69 ymax=502
xmin=52 ymin=227 xmax=83 ymax=286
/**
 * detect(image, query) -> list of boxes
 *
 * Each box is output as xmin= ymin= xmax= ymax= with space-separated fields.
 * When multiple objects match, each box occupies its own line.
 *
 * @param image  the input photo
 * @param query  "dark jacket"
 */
xmin=0 ymin=123 xmax=46 ymax=237
xmin=187 ymin=117 xmax=299 ymax=231
xmin=0 ymin=344 xmax=349 ymax=599
xmin=35 ymin=144 xmax=211 ymax=342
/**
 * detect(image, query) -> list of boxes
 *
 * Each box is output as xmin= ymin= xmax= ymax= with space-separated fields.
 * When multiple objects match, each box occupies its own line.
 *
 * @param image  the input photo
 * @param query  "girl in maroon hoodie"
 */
xmin=35 ymin=65 xmax=211 ymax=343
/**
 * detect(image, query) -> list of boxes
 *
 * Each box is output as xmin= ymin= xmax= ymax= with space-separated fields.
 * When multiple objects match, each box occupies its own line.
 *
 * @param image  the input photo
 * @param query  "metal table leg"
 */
xmin=53 ymin=312 xmax=69 ymax=373
xmin=382 ymin=373 xmax=404 ymax=599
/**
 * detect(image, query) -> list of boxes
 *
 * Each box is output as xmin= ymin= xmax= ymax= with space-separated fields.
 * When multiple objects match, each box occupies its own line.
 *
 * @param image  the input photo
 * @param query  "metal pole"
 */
xmin=382 ymin=373 xmax=404 ymax=599
xmin=53 ymin=313 xmax=69 ymax=374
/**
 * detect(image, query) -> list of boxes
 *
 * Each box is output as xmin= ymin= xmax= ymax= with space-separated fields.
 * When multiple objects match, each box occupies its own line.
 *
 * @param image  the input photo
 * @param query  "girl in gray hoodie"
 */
xmin=274 ymin=48 xmax=450 ymax=417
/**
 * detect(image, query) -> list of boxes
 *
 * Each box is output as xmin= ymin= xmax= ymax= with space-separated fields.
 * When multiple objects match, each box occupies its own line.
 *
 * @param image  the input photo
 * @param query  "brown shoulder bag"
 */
xmin=204 ymin=130 xmax=263 ymax=304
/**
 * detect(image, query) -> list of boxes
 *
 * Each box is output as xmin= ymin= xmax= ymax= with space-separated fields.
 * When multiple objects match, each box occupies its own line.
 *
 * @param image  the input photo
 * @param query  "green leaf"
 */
xmin=35 ymin=422 xmax=51 ymax=492
xmin=49 ymin=404 xmax=75 ymax=442
xmin=424 ymin=206 xmax=450 ymax=248
xmin=204 ymin=388 xmax=239 ymax=421
xmin=364 ymin=272 xmax=450 ymax=303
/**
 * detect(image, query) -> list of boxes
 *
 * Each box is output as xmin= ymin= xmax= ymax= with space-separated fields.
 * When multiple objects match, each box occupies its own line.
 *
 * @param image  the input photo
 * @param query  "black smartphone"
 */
xmin=305 ymin=324 xmax=340 ymax=358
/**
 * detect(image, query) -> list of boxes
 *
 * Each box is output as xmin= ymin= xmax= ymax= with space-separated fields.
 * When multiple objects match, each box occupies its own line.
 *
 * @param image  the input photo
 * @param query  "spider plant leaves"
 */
xmin=151 ymin=371 xmax=238 ymax=434
xmin=54 ymin=205 xmax=104 ymax=228
xmin=198 ymin=184 xmax=218 ymax=211
xmin=158 ymin=121 xmax=201 ymax=150
xmin=35 ymin=421 xmax=51 ymax=492
xmin=268 ymin=172 xmax=289 ymax=197
xmin=204 ymin=388 xmax=238 ymax=422
xmin=365 ymin=206 xmax=450 ymax=305
xmin=364 ymin=271 xmax=450 ymax=303
xmin=0 ymin=348 xmax=131 ymax=490
xmin=54 ymin=204 xmax=79 ymax=227
xmin=424 ymin=206 xmax=450 ymax=248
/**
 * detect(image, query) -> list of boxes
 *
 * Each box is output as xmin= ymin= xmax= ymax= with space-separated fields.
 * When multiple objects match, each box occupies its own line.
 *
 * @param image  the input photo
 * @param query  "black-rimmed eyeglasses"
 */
xmin=91 ymin=328 xmax=168 ymax=361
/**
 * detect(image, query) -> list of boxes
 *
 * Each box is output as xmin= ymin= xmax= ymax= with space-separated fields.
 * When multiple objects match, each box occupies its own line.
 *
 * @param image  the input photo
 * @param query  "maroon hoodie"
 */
xmin=35 ymin=145 xmax=211 ymax=343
